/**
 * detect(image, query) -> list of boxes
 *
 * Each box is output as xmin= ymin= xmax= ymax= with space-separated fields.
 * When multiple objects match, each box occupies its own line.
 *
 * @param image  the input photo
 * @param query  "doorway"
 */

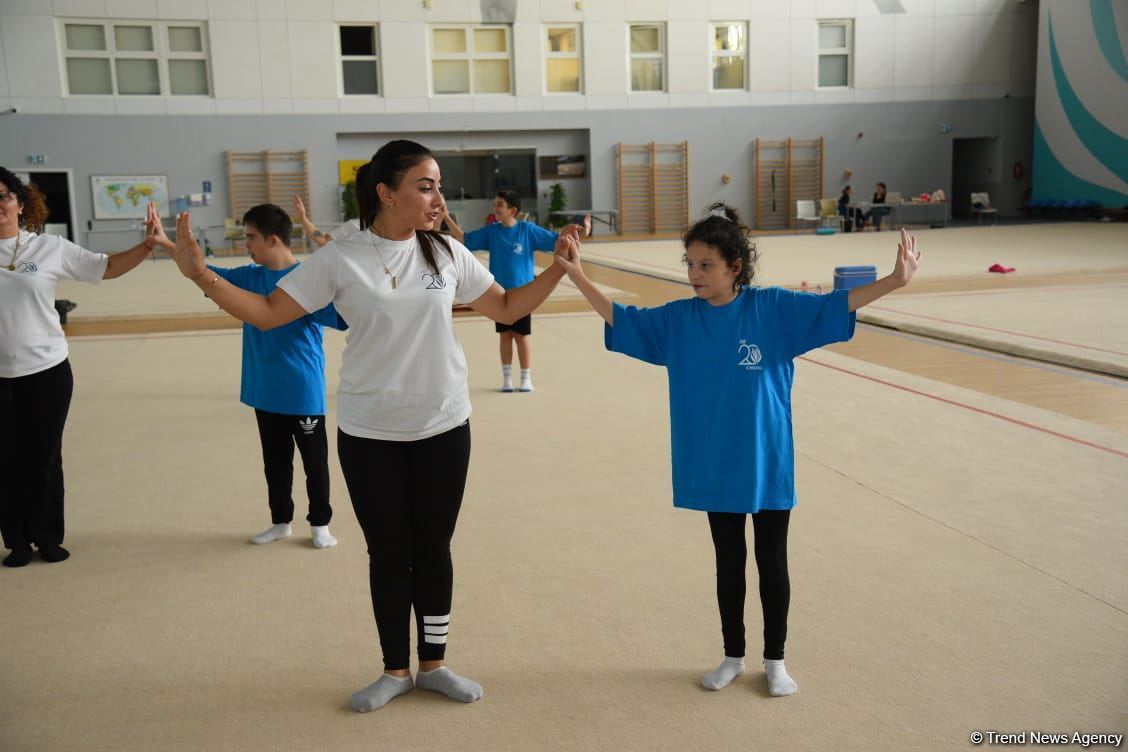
xmin=951 ymin=138 xmax=1000 ymax=219
xmin=14 ymin=169 xmax=77 ymax=241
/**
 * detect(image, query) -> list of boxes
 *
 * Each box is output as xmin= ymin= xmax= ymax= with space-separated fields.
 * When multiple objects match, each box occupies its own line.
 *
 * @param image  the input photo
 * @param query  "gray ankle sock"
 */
xmin=350 ymin=673 xmax=413 ymax=712
xmin=415 ymin=667 xmax=483 ymax=703
xmin=702 ymin=657 xmax=745 ymax=690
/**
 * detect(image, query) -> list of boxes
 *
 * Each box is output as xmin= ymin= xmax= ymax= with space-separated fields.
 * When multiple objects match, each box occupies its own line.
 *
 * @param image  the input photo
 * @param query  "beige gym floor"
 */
xmin=3 ymin=223 xmax=1126 ymax=752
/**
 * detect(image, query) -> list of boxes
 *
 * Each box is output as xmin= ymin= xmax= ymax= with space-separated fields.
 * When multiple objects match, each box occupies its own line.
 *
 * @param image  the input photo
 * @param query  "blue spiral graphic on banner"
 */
xmin=1048 ymin=15 xmax=1128 ymax=183
xmin=1090 ymin=0 xmax=1128 ymax=81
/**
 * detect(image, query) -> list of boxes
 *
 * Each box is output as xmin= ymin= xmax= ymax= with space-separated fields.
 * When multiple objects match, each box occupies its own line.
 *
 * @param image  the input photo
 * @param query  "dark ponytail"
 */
xmin=358 ymin=140 xmax=451 ymax=274
xmin=682 ymin=202 xmax=757 ymax=290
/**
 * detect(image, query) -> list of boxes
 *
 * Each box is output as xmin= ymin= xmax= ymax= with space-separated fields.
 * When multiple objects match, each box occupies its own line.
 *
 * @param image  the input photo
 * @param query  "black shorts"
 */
xmin=495 ymin=314 xmax=532 ymax=336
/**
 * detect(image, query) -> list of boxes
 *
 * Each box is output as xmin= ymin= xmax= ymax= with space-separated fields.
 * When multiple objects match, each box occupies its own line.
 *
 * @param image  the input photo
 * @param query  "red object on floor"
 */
xmin=988 ymin=263 xmax=1016 ymax=273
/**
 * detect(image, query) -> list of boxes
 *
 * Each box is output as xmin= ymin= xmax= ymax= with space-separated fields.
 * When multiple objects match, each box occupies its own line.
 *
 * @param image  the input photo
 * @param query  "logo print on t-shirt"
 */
xmin=738 ymin=341 xmax=762 ymax=369
xmin=16 ymin=262 xmax=37 ymax=274
xmin=512 ymin=242 xmax=525 ymax=255
xmin=422 ymin=272 xmax=446 ymax=290
xmin=298 ymin=417 xmax=318 ymax=434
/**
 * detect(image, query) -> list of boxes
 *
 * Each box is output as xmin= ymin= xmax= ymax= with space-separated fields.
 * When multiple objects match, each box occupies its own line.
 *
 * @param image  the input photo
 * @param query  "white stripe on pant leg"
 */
xmin=424 ymin=625 xmax=448 ymax=635
xmin=423 ymin=614 xmax=450 ymax=625
xmin=424 ymin=634 xmax=448 ymax=644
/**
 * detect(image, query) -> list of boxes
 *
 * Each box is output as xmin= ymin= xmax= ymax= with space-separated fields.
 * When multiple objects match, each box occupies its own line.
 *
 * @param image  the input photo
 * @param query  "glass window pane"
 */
xmin=169 ymin=59 xmax=209 ymax=95
xmin=342 ymin=60 xmax=379 ymax=94
xmin=818 ymin=54 xmax=848 ymax=86
xmin=65 ymin=24 xmax=106 ymax=51
xmin=713 ymin=24 xmax=743 ymax=52
xmin=473 ymin=28 xmax=507 ymax=53
xmin=66 ymin=58 xmax=112 ymax=94
xmin=114 ymin=25 xmax=154 ymax=51
xmin=547 ymin=27 xmax=576 ymax=53
xmin=713 ymin=55 xmax=744 ymax=89
xmin=433 ymin=60 xmax=470 ymax=93
xmin=340 ymin=26 xmax=375 ymax=56
xmin=116 ymin=58 xmax=160 ymax=95
xmin=819 ymin=24 xmax=846 ymax=50
xmin=630 ymin=58 xmax=663 ymax=91
xmin=168 ymin=26 xmax=203 ymax=52
xmin=546 ymin=58 xmax=580 ymax=92
xmin=473 ymin=59 xmax=510 ymax=93
xmin=433 ymin=28 xmax=466 ymax=54
xmin=630 ymin=26 xmax=660 ymax=53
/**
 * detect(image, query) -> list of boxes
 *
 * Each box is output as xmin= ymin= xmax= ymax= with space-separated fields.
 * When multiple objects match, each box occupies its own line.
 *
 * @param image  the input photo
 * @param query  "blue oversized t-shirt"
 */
xmin=208 ymin=263 xmax=347 ymax=416
xmin=462 ymin=221 xmax=558 ymax=290
xmin=605 ymin=287 xmax=856 ymax=514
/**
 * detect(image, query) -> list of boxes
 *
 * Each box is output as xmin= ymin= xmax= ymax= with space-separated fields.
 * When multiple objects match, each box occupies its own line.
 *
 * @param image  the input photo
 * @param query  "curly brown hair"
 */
xmin=682 ymin=202 xmax=758 ymax=291
xmin=0 ymin=166 xmax=49 ymax=232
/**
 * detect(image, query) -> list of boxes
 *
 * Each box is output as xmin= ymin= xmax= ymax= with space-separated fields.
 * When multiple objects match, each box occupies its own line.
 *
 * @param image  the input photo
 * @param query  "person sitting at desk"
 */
xmin=863 ymin=182 xmax=891 ymax=231
xmin=838 ymin=185 xmax=864 ymax=233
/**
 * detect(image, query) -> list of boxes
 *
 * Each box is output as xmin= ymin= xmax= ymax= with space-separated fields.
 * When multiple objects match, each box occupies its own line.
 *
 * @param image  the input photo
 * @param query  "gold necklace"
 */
xmin=4 ymin=232 xmax=20 ymax=272
xmin=367 ymin=227 xmax=410 ymax=290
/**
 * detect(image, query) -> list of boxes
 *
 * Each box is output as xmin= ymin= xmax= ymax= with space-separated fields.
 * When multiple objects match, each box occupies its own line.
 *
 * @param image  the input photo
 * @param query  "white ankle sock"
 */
xmin=311 ymin=525 xmax=337 ymax=549
xmin=702 ymin=656 xmax=744 ymax=690
xmin=764 ymin=659 xmax=798 ymax=696
xmin=251 ymin=523 xmax=291 ymax=545
xmin=519 ymin=368 xmax=533 ymax=392
xmin=501 ymin=364 xmax=514 ymax=392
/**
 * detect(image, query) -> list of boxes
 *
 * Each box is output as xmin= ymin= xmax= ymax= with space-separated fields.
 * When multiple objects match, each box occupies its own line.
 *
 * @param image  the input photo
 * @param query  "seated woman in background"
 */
xmin=864 ymin=182 xmax=891 ymax=231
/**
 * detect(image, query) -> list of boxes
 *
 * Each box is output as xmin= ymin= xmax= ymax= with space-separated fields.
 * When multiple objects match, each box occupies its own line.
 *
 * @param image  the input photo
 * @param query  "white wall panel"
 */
xmin=2 ymin=15 xmax=63 ymax=98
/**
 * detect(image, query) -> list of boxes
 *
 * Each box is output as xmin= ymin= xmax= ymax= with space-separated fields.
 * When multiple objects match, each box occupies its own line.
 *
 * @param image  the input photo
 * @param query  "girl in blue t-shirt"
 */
xmin=554 ymin=203 xmax=921 ymax=697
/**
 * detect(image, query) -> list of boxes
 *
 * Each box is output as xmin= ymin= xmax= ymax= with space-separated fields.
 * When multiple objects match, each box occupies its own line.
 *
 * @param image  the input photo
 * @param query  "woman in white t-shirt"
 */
xmin=165 ymin=140 xmax=580 ymax=713
xmin=0 ymin=166 xmax=163 ymax=568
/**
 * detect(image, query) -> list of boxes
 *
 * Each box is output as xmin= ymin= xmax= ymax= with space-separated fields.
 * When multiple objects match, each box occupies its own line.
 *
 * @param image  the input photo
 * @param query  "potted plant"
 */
xmin=547 ymin=182 xmax=567 ymax=229
xmin=341 ymin=180 xmax=358 ymax=221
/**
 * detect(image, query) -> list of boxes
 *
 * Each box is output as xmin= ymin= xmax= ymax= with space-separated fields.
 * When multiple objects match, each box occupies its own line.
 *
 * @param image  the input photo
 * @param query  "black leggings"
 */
xmin=0 ymin=360 xmax=74 ymax=553
xmin=253 ymin=409 xmax=331 ymax=526
xmin=337 ymin=422 xmax=471 ymax=671
xmin=707 ymin=510 xmax=790 ymax=661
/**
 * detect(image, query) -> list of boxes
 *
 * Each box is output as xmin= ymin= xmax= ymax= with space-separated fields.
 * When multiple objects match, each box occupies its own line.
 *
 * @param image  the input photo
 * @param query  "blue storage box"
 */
xmin=833 ymin=265 xmax=877 ymax=291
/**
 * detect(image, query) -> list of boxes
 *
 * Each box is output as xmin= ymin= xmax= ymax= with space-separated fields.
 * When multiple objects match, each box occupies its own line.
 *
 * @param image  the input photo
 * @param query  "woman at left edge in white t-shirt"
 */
xmin=0 ymin=166 xmax=163 ymax=568
xmin=164 ymin=140 xmax=583 ymax=713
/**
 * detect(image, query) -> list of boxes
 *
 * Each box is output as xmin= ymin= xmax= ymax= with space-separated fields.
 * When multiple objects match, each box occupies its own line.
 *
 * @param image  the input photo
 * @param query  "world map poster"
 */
xmin=91 ymin=175 xmax=170 ymax=219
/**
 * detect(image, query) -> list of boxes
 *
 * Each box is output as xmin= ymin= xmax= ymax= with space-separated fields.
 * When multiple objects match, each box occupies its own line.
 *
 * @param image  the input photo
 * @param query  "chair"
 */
xmin=818 ymin=198 xmax=843 ymax=230
xmin=795 ymin=200 xmax=819 ymax=232
xmin=970 ymin=192 xmax=998 ymax=224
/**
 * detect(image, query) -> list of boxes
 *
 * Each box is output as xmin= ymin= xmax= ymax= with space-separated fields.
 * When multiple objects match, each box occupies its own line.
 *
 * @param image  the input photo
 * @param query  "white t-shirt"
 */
xmin=277 ymin=230 xmax=495 ymax=441
xmin=0 ymin=231 xmax=108 ymax=378
xmin=331 ymin=219 xmax=362 ymax=241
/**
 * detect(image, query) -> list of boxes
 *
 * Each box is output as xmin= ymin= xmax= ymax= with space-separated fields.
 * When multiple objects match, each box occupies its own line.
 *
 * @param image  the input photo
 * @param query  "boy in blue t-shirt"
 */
xmin=153 ymin=204 xmax=347 ymax=549
xmin=443 ymin=191 xmax=588 ymax=392
xmin=554 ymin=204 xmax=922 ymax=699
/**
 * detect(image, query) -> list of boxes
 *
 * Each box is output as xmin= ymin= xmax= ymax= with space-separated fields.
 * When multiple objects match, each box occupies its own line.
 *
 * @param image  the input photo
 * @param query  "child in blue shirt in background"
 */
xmin=152 ymin=204 xmax=347 ymax=549
xmin=554 ymin=203 xmax=921 ymax=697
xmin=443 ymin=190 xmax=588 ymax=392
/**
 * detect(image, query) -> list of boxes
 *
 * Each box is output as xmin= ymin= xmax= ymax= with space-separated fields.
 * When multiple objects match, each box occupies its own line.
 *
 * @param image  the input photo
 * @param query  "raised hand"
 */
xmin=146 ymin=203 xmax=175 ymax=251
xmin=892 ymin=227 xmax=921 ymax=287
xmin=294 ymin=194 xmax=309 ymax=222
xmin=559 ymin=222 xmax=584 ymax=240
xmin=170 ymin=211 xmax=208 ymax=280
xmin=553 ymin=234 xmax=582 ymax=276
